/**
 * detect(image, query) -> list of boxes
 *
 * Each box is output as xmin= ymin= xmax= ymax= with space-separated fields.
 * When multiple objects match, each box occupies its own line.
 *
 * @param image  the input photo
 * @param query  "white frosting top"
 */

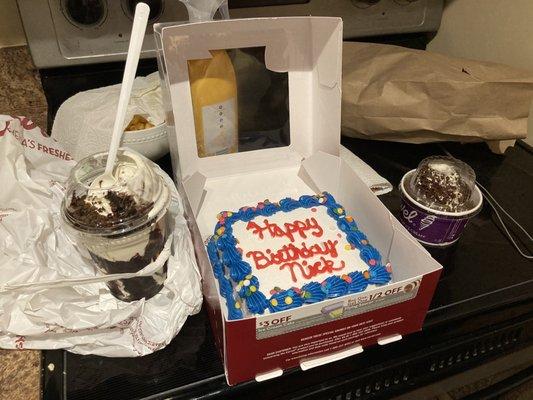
xmin=85 ymin=151 xmax=169 ymax=220
xmin=232 ymin=206 xmax=368 ymax=292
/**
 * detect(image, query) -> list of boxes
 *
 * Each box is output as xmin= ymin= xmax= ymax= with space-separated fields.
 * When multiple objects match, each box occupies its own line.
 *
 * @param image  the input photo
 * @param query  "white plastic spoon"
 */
xmin=90 ymin=2 xmax=150 ymax=191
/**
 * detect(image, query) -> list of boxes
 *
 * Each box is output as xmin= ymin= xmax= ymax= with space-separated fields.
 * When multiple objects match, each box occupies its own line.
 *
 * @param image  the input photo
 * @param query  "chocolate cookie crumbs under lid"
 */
xmin=408 ymin=156 xmax=476 ymax=213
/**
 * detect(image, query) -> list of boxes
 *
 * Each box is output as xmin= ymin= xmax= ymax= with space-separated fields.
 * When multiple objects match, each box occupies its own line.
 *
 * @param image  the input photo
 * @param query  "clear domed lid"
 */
xmin=60 ymin=149 xmax=170 ymax=236
xmin=407 ymin=156 xmax=476 ymax=213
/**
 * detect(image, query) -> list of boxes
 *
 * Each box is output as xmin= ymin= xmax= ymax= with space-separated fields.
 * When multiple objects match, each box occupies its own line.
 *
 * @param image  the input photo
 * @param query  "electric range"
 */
xmin=42 ymin=139 xmax=533 ymax=400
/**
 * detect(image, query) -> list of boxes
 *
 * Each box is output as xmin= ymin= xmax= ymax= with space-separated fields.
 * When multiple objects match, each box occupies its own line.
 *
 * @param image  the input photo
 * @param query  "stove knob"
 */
xmin=63 ymin=0 xmax=107 ymax=27
xmin=353 ymin=0 xmax=381 ymax=7
xmin=394 ymin=0 xmax=418 ymax=4
xmin=123 ymin=0 xmax=164 ymax=22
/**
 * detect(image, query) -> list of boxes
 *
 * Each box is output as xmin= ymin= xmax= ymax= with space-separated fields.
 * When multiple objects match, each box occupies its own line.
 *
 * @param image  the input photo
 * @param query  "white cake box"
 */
xmin=155 ymin=17 xmax=443 ymax=386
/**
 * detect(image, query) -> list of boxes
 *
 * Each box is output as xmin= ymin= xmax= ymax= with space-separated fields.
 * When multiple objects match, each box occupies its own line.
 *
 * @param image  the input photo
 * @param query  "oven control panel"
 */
xmin=17 ymin=0 xmax=443 ymax=68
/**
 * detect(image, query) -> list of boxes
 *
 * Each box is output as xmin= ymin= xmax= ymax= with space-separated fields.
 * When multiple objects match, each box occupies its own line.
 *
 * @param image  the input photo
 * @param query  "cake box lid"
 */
xmin=155 ymin=17 xmax=343 ymax=181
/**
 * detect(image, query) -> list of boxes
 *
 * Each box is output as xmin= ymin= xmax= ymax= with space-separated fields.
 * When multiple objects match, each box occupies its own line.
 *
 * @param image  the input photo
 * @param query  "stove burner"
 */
xmin=122 ymin=0 xmax=164 ymax=22
xmin=62 ymin=0 xmax=107 ymax=27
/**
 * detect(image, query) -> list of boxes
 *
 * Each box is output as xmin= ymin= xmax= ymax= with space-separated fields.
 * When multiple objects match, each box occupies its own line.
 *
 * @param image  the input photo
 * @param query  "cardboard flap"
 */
xmin=159 ymin=17 xmax=342 ymax=180
xmin=389 ymin=227 xmax=442 ymax=281
xmin=184 ymin=171 xmax=207 ymax=215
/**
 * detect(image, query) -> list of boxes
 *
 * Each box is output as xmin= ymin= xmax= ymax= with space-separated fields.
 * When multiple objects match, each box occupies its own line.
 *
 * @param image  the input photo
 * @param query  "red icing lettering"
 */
xmin=246 ymin=217 xmax=323 ymax=242
xmin=280 ymin=258 xmax=345 ymax=283
xmin=245 ymin=239 xmax=341 ymax=283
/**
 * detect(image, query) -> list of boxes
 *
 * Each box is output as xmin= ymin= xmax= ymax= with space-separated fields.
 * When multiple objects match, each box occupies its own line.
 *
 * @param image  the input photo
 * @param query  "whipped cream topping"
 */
xmin=85 ymin=150 xmax=170 ymax=220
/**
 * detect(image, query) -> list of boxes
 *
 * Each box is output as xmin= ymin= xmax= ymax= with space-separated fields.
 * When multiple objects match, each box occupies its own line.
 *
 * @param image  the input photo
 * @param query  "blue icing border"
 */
xmin=207 ymin=193 xmax=392 ymax=320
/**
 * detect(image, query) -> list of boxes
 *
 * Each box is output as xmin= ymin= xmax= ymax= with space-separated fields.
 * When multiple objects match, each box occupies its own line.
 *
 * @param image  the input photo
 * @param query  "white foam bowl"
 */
xmin=122 ymin=123 xmax=169 ymax=161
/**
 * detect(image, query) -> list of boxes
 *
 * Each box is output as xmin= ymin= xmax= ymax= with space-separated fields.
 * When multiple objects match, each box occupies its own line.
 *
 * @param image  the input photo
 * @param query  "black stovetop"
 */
xmin=42 ymin=138 xmax=533 ymax=400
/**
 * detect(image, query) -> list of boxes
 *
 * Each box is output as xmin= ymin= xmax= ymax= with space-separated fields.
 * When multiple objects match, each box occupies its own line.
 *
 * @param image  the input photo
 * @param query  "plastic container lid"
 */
xmin=61 ymin=149 xmax=170 ymax=236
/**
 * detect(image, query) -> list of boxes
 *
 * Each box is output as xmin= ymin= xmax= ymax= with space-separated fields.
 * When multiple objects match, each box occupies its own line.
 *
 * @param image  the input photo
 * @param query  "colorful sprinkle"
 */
xmin=344 ymin=244 xmax=352 ymax=251
xmin=270 ymin=299 xmax=278 ymax=306
xmin=285 ymin=296 xmax=293 ymax=305
xmin=311 ymin=207 xmax=317 ymax=212
xmin=250 ymin=285 xmax=257 ymax=292
xmin=237 ymin=247 xmax=243 ymax=254
xmin=235 ymin=301 xmax=241 ymax=309
xmin=361 ymin=239 xmax=368 ymax=245
xmin=363 ymin=271 xmax=370 ymax=279
xmin=341 ymin=274 xmax=352 ymax=283
xmin=386 ymin=262 xmax=393 ymax=273
xmin=243 ymin=279 xmax=250 ymax=286
xmin=227 ymin=212 xmax=233 ymax=217
xmin=337 ymin=233 xmax=342 ymax=238
xmin=269 ymin=289 xmax=277 ymax=295
xmin=216 ymin=227 xmax=225 ymax=236
xmin=335 ymin=207 xmax=344 ymax=215
xmin=369 ymin=259 xmax=377 ymax=266
xmin=346 ymin=216 xmax=353 ymax=222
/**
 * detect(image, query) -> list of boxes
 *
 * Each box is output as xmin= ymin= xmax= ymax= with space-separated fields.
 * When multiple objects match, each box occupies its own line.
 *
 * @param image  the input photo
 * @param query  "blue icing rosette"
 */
xmin=346 ymin=230 xmax=367 ymax=248
xmin=367 ymin=265 xmax=391 ymax=285
xmin=224 ymin=213 xmax=238 ymax=225
xmin=216 ymin=234 xmax=236 ymax=251
xmin=236 ymin=275 xmax=260 ymax=297
xmin=237 ymin=207 xmax=257 ymax=222
xmin=337 ymin=217 xmax=357 ymax=233
xmin=321 ymin=276 xmax=349 ymax=298
xmin=227 ymin=297 xmax=243 ymax=320
xmin=235 ymin=275 xmax=268 ymax=314
xmin=228 ymin=260 xmax=251 ymax=282
xmin=245 ymin=291 xmax=269 ymax=315
xmin=301 ymin=282 xmax=326 ymax=303
xmin=359 ymin=246 xmax=382 ymax=267
xmin=279 ymin=197 xmax=301 ymax=212
xmin=298 ymin=194 xmax=320 ymax=208
xmin=268 ymin=289 xmax=304 ymax=313
xmin=322 ymin=192 xmax=340 ymax=209
xmin=347 ymin=271 xmax=368 ymax=293
xmin=256 ymin=202 xmax=278 ymax=217
xmin=218 ymin=275 xmax=233 ymax=298
xmin=221 ymin=244 xmax=243 ymax=265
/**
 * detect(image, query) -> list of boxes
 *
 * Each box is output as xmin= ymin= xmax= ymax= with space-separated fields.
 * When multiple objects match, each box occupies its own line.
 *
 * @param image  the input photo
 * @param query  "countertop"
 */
xmin=0 ymin=45 xmax=46 ymax=400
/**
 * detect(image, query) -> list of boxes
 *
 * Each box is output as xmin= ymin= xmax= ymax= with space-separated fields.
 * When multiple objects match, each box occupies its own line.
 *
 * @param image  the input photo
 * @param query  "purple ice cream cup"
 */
xmin=399 ymin=170 xmax=483 ymax=247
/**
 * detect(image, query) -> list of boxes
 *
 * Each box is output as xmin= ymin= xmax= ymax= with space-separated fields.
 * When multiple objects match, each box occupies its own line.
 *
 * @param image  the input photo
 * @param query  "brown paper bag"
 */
xmin=342 ymin=42 xmax=533 ymax=143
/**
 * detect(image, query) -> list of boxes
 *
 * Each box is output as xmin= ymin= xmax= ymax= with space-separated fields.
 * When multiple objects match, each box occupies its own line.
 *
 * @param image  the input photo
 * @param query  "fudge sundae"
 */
xmin=408 ymin=156 xmax=476 ymax=213
xmin=61 ymin=150 xmax=171 ymax=302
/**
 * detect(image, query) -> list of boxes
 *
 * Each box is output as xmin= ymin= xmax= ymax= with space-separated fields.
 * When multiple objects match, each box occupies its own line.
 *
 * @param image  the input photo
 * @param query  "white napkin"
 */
xmin=339 ymin=145 xmax=393 ymax=195
xmin=51 ymin=72 xmax=164 ymax=161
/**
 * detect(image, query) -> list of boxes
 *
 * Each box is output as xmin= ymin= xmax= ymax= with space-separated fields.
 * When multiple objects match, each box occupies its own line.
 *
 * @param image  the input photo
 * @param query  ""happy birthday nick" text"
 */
xmin=245 ymin=218 xmax=345 ymax=282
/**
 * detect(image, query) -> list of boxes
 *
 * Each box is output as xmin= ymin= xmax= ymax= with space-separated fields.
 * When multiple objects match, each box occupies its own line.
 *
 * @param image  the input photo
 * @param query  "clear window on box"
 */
xmin=187 ymin=46 xmax=290 ymax=158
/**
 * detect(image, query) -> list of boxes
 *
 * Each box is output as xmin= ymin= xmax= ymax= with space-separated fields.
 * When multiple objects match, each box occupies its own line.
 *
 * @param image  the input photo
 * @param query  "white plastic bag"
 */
xmin=0 ymin=115 xmax=202 ymax=356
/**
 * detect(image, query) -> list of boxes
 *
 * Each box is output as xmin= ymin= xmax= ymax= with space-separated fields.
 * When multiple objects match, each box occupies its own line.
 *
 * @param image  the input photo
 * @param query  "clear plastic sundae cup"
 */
xmin=60 ymin=149 xmax=171 ymax=302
